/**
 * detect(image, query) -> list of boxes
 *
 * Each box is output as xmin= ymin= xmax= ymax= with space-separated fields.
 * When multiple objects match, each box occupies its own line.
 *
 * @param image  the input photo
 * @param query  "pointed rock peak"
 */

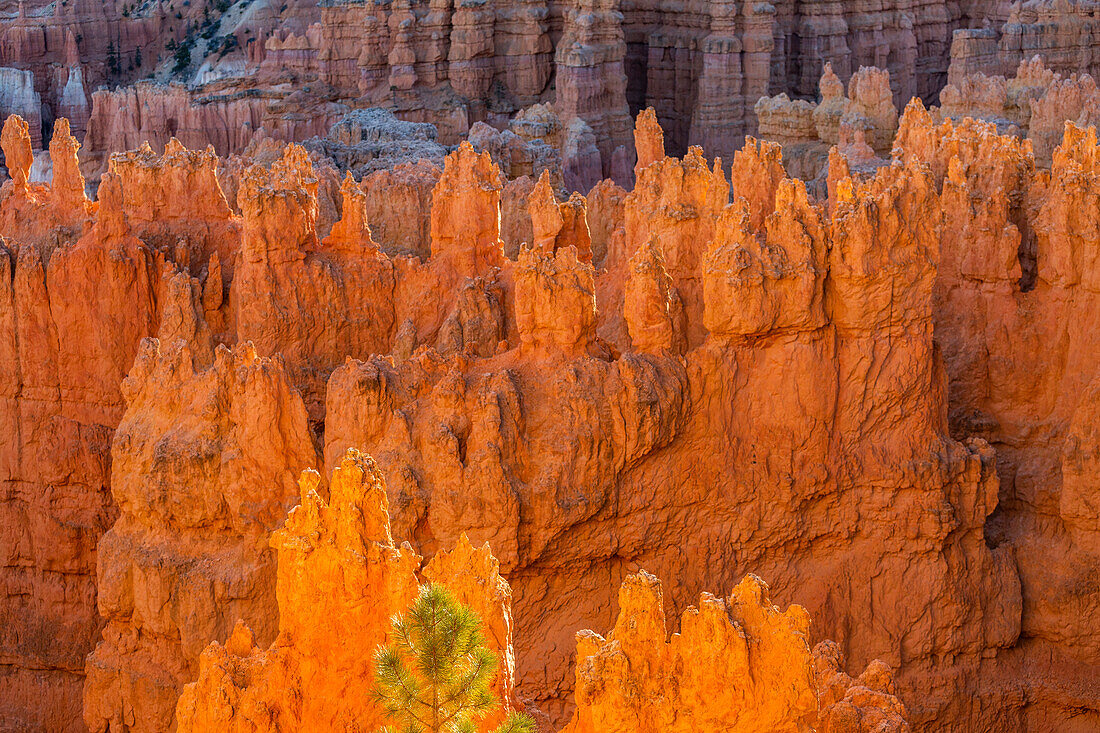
xmin=2 ymin=115 xmax=32 ymax=193
xmin=429 ymin=532 xmax=503 ymax=582
xmin=532 ymin=167 xmax=556 ymax=203
xmin=327 ymin=448 xmax=395 ymax=549
xmin=730 ymin=137 xmax=785 ymax=230
xmin=224 ymin=621 xmax=256 ymax=658
xmin=440 ymin=140 xmax=503 ymax=191
xmin=820 ymin=62 xmax=843 ymax=100
xmin=271 ymin=143 xmax=317 ymax=191
xmin=633 ymin=107 xmax=665 ymax=177
xmin=529 ymin=168 xmax=563 ymax=252
xmin=774 ymin=176 xmax=812 ymax=211
xmin=63 ymin=29 xmax=81 ymax=67
xmin=611 ymin=570 xmax=667 ymax=646
xmin=1054 ymin=120 xmax=1100 ymax=173
xmin=49 ymin=118 xmax=88 ymax=214
xmin=325 ymin=171 xmax=373 ymax=250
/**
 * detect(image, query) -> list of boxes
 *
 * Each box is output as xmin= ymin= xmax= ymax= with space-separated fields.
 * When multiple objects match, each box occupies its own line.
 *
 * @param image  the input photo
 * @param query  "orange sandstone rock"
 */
xmin=1 ymin=113 xmax=31 ymax=195
xmin=175 ymin=449 xmax=520 ymax=733
xmin=231 ymin=144 xmax=396 ymax=414
xmin=564 ymin=571 xmax=909 ymax=733
xmin=528 ymin=169 xmax=593 ymax=262
xmin=633 ymin=107 xmax=665 ymax=178
xmin=83 ymin=338 xmax=317 ymax=732
xmin=624 ymin=238 xmax=684 ymax=354
xmin=430 ymin=141 xmax=504 ymax=281
xmin=5 ymin=103 xmax=1100 ymax=733
xmin=48 ymin=117 xmax=88 ymax=218
xmin=515 ymin=245 xmax=597 ymax=359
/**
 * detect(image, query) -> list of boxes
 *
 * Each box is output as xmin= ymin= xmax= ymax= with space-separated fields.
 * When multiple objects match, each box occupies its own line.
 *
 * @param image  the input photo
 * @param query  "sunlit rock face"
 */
xmin=0 ymin=84 xmax=1099 ymax=733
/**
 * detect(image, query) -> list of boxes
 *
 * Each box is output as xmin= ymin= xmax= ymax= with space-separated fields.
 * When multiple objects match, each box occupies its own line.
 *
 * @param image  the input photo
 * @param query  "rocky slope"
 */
xmin=0 ymin=101 xmax=1098 ymax=733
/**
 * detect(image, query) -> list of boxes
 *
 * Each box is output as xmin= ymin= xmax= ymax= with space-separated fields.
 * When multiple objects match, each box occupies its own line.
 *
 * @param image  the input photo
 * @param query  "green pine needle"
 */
xmin=371 ymin=584 xmax=538 ymax=733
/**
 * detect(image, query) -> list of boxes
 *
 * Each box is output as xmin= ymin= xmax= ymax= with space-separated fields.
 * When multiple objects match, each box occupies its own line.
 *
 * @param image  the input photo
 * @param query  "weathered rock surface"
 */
xmin=564 ymin=571 xmax=909 ymax=733
xmin=1 ymin=95 xmax=1100 ymax=733
xmin=949 ymin=0 xmax=1100 ymax=84
xmin=756 ymin=64 xmax=896 ymax=181
xmin=941 ymin=56 xmax=1100 ymax=166
xmin=176 ymin=451 xmax=910 ymax=733
xmin=82 ymin=339 xmax=317 ymax=732
xmin=1 ymin=112 xmax=155 ymax=731
xmin=174 ymin=449 xmax=520 ymax=733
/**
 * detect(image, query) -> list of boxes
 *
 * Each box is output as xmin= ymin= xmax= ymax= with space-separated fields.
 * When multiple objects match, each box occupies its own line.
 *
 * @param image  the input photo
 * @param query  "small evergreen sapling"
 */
xmin=373 ymin=584 xmax=537 ymax=733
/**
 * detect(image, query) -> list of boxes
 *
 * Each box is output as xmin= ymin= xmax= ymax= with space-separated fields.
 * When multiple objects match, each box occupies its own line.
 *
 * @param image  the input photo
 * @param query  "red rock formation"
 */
xmin=0 ymin=0 xmax=226 ymax=143
xmin=755 ymin=65 xmax=896 ymax=181
xmin=563 ymin=571 xmax=909 ymax=733
xmin=322 ymin=133 xmax=1018 ymax=728
xmin=632 ymin=107 xmax=664 ymax=178
xmin=231 ymin=144 xmax=396 ymax=413
xmin=624 ymin=238 xmax=683 ymax=354
xmin=702 ymin=179 xmax=826 ymax=339
xmin=501 ymin=174 xmax=537 ymax=259
xmin=528 ymin=169 xmax=592 ymax=261
xmin=6 ymin=99 xmax=1100 ymax=733
xmin=362 ymin=159 xmax=440 ymax=259
xmin=940 ymin=56 xmax=1100 ymax=166
xmin=1 ymin=111 xmax=31 ymax=192
xmin=554 ymin=0 xmax=632 ymax=176
xmin=949 ymin=0 xmax=1100 ymax=83
xmin=0 ymin=113 xmax=162 ymax=730
xmin=174 ymin=449 xmax=521 ymax=733
xmin=686 ymin=0 xmax=773 ymax=164
xmin=48 ymin=118 xmax=88 ymax=218
xmin=584 ymin=177 xmax=625 ymax=267
xmin=82 ymin=82 xmax=344 ymax=185
xmin=616 ymin=144 xmax=728 ymax=347
xmin=429 ymin=141 xmax=504 ymax=280
xmin=82 ymin=338 xmax=317 ymax=732
xmin=897 ymin=106 xmax=1100 ymax=729
xmin=515 ymin=245 xmax=597 ymax=358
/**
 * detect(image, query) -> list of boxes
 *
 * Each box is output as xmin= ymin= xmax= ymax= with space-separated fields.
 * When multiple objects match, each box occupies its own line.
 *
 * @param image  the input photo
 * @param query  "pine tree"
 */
xmin=373 ymin=584 xmax=537 ymax=733
xmin=106 ymin=41 xmax=121 ymax=76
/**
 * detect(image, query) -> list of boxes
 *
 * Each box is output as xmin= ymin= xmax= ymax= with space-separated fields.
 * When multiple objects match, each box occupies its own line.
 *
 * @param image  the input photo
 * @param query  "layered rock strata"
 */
xmin=949 ymin=0 xmax=1100 ymax=84
xmin=1 ymin=100 xmax=1099 ymax=733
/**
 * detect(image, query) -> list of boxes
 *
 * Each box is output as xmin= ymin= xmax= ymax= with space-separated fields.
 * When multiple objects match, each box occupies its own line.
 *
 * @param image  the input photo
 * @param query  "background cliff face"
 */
xmin=1 ymin=96 xmax=1098 ymax=732
xmin=0 ymin=0 xmax=1038 ymax=190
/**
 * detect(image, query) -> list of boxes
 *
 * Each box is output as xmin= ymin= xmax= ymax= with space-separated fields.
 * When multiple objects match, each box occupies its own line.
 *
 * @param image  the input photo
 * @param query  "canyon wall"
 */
xmin=896 ymin=102 xmax=1100 ymax=730
xmin=1 ymin=115 xmax=151 ymax=731
xmin=949 ymin=0 xmax=1100 ymax=84
xmin=0 ymin=0 xmax=1029 ymax=193
xmin=1 ymin=99 xmax=1099 ymax=733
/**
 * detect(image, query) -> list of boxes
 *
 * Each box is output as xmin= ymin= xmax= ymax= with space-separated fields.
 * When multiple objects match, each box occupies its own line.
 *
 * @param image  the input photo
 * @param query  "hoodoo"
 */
xmin=1 ymin=1 xmax=1099 ymax=731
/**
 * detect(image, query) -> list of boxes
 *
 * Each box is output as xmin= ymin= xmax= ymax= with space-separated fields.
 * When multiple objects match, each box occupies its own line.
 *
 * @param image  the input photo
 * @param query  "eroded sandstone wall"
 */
xmin=176 ymin=451 xmax=912 ymax=733
xmin=1 ymin=103 xmax=1100 ymax=732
